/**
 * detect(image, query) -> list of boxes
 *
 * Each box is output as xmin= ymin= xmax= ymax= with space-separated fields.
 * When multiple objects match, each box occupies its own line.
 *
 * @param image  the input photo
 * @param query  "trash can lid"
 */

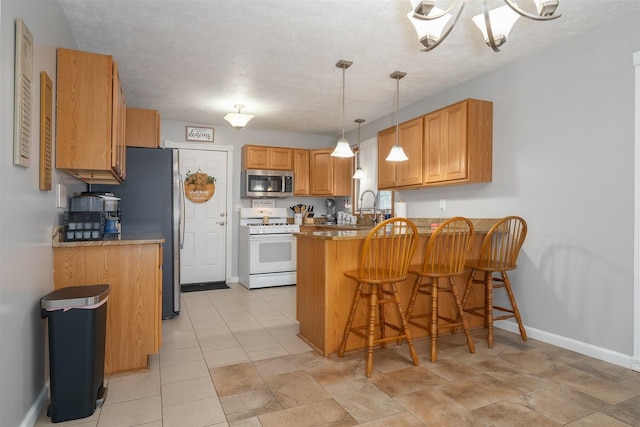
xmin=41 ymin=284 xmax=110 ymax=310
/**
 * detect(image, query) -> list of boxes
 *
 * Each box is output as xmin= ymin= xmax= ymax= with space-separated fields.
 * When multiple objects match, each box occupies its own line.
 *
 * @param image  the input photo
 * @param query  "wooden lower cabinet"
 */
xmin=53 ymin=242 xmax=162 ymax=375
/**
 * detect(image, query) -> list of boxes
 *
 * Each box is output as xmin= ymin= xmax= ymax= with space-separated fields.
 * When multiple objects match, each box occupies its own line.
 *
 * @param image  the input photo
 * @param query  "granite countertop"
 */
xmin=295 ymin=218 xmax=500 ymax=241
xmin=53 ymin=227 xmax=165 ymax=248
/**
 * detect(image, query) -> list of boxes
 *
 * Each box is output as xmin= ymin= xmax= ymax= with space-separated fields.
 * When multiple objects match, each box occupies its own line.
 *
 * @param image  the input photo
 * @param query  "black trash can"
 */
xmin=41 ymin=284 xmax=110 ymax=423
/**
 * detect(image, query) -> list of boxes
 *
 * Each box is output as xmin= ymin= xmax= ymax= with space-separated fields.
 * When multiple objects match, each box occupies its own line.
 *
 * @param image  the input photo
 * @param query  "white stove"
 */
xmin=238 ymin=208 xmax=299 ymax=289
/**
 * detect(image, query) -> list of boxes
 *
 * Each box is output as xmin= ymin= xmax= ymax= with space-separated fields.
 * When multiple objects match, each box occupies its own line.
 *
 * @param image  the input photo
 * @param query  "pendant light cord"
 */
xmin=342 ymin=66 xmax=346 ymax=140
xmin=395 ymin=76 xmax=400 ymax=146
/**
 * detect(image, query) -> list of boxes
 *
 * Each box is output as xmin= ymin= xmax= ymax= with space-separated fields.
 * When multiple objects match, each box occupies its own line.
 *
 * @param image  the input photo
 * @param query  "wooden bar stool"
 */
xmin=338 ymin=218 xmax=420 ymax=378
xmin=461 ymin=216 xmax=528 ymax=348
xmin=406 ymin=217 xmax=475 ymax=362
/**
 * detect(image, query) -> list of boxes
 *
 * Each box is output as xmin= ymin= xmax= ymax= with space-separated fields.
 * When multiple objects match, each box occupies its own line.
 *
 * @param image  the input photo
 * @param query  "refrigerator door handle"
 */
xmin=179 ymin=172 xmax=185 ymax=250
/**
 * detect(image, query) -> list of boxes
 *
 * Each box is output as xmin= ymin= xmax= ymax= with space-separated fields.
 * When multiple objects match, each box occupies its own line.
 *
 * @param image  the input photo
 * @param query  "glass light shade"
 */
xmin=352 ymin=167 xmax=365 ymax=180
xmin=223 ymin=112 xmax=254 ymax=128
xmin=406 ymin=8 xmax=451 ymax=48
xmin=472 ymin=5 xmax=520 ymax=45
xmin=385 ymin=144 xmax=409 ymax=162
xmin=331 ymin=138 xmax=355 ymax=157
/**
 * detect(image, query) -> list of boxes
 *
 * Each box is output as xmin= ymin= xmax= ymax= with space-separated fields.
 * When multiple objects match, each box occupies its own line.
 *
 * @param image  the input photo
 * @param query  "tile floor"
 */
xmin=36 ymin=283 xmax=640 ymax=426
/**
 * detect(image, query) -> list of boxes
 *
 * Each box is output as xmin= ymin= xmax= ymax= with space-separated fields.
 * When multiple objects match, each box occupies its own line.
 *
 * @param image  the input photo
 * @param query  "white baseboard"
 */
xmin=20 ymin=385 xmax=47 ymax=427
xmin=496 ymin=321 xmax=636 ymax=370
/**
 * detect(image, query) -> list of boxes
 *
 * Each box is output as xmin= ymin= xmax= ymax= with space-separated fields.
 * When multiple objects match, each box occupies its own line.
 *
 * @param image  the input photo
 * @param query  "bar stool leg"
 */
xmin=366 ymin=285 xmax=378 ymax=378
xmin=450 ymin=276 xmax=475 ymax=355
xmin=378 ymin=284 xmax=387 ymax=349
xmin=486 ymin=271 xmax=494 ymax=348
xmin=391 ymin=283 xmax=419 ymax=366
xmin=338 ymin=282 xmax=364 ymax=357
xmin=502 ymin=272 xmax=527 ymax=341
xmin=406 ymin=276 xmax=420 ymax=320
xmin=430 ymin=278 xmax=439 ymax=362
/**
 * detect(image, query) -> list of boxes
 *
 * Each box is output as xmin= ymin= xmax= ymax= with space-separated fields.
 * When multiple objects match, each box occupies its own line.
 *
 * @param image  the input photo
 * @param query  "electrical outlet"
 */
xmin=56 ymin=184 xmax=67 ymax=209
xmin=439 ymin=199 xmax=446 ymax=211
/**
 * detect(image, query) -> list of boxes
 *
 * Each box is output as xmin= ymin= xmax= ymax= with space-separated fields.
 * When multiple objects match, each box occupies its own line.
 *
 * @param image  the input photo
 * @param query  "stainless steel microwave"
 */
xmin=241 ymin=169 xmax=294 ymax=198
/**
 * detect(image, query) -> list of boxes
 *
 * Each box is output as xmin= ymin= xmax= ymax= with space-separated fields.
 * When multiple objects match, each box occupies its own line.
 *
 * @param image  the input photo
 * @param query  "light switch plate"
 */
xmin=56 ymin=183 xmax=67 ymax=208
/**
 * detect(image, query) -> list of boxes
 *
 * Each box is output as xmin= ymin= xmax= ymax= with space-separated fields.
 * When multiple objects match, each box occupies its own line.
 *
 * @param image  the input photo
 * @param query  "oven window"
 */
xmin=259 ymin=242 xmax=292 ymax=263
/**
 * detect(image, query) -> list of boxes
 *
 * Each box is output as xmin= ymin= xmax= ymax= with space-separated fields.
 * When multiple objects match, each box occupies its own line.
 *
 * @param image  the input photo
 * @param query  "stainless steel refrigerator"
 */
xmin=94 ymin=147 xmax=181 ymax=319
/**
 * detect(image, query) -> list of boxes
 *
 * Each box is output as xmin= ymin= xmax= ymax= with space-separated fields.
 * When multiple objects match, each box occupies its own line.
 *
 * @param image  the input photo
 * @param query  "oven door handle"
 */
xmin=249 ymin=233 xmax=294 ymax=241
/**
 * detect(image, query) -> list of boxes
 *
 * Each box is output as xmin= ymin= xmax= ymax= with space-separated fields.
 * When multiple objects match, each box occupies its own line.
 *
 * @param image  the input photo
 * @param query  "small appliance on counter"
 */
xmin=325 ymin=198 xmax=336 ymax=224
xmin=63 ymin=193 xmax=121 ymax=241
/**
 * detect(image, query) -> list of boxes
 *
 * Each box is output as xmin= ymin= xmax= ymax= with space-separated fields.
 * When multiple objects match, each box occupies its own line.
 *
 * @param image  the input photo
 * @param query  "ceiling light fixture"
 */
xmin=352 ymin=119 xmax=366 ymax=179
xmin=386 ymin=71 xmax=409 ymax=162
xmin=223 ymin=104 xmax=254 ymax=129
xmin=331 ymin=59 xmax=355 ymax=158
xmin=407 ymin=0 xmax=561 ymax=53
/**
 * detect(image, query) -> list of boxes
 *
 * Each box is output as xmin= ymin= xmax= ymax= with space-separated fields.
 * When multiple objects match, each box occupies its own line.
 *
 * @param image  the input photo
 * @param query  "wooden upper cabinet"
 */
xmin=423 ymin=99 xmax=492 ymax=186
xmin=377 ymin=127 xmax=397 ymax=190
xmin=242 ymin=145 xmax=292 ymax=170
xmin=56 ymin=48 xmax=126 ymax=184
xmin=396 ymin=118 xmax=423 ymax=187
xmin=377 ymin=117 xmax=423 ymax=190
xmin=310 ymin=149 xmax=333 ymax=195
xmin=293 ymin=149 xmax=310 ymax=195
xmin=379 ymin=98 xmax=492 ymax=190
xmin=332 ymin=156 xmax=353 ymax=197
xmin=309 ymin=149 xmax=352 ymax=196
xmin=269 ymin=147 xmax=293 ymax=170
xmin=126 ymin=108 xmax=160 ymax=148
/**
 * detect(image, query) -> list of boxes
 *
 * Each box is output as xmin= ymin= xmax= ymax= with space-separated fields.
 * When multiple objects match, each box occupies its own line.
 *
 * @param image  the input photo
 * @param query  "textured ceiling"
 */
xmin=58 ymin=0 xmax=640 ymax=137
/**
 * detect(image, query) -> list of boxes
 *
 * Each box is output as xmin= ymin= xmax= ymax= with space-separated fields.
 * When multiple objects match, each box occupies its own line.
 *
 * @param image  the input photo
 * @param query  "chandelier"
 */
xmin=407 ymin=0 xmax=561 ymax=52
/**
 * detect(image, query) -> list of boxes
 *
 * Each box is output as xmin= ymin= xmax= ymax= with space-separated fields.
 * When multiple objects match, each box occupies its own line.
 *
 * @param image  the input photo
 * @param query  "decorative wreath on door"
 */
xmin=184 ymin=170 xmax=216 ymax=203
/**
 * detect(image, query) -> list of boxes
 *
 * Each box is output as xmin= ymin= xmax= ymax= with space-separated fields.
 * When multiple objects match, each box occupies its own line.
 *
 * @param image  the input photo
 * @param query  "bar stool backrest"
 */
xmin=421 ymin=217 xmax=475 ymax=276
xmin=358 ymin=218 xmax=418 ymax=283
xmin=478 ymin=216 xmax=527 ymax=270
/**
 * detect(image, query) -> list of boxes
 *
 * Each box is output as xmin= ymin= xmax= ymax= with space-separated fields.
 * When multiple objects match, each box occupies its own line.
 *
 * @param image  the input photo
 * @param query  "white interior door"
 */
xmin=178 ymin=148 xmax=228 ymax=284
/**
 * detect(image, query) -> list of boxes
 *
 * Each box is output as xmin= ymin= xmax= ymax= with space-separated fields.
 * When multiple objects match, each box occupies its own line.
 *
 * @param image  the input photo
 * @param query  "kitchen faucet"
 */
xmin=359 ymin=190 xmax=377 ymax=219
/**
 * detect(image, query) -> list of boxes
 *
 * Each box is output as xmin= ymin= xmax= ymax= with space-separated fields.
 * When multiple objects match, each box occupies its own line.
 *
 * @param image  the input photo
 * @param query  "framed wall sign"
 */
xmin=186 ymin=126 xmax=214 ymax=142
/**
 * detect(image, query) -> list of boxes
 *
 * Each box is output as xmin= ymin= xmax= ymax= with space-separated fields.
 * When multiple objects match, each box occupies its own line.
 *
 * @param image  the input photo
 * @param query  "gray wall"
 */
xmin=0 ymin=1 xmax=82 ymax=425
xmin=349 ymin=13 xmax=640 ymax=358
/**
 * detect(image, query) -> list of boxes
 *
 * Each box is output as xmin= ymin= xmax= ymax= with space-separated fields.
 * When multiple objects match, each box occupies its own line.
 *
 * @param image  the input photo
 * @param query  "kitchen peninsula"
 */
xmin=295 ymin=219 xmax=499 ymax=357
xmin=52 ymin=233 xmax=163 ymax=374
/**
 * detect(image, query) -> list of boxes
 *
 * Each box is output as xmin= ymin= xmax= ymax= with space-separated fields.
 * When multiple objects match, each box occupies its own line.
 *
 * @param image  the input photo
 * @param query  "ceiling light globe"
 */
xmin=223 ymin=112 xmax=254 ymax=128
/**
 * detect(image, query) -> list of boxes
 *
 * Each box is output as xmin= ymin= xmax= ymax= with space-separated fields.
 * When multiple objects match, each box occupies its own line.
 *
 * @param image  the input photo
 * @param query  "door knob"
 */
xmin=216 ymin=221 xmax=225 ymax=226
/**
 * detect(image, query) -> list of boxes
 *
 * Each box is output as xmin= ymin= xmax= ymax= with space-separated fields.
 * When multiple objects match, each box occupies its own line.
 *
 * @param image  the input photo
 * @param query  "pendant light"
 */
xmin=352 ymin=119 xmax=366 ymax=179
xmin=385 ymin=71 xmax=408 ymax=162
xmin=331 ymin=59 xmax=355 ymax=158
